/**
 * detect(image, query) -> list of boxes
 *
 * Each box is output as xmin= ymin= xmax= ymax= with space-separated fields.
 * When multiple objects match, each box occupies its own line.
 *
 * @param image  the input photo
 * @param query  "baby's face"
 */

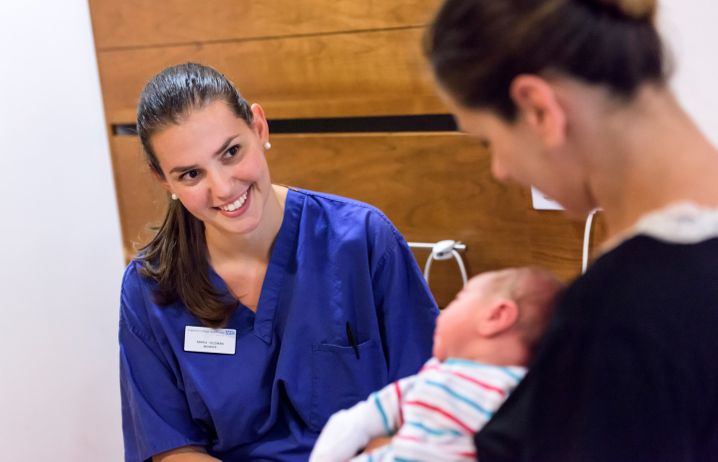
xmin=433 ymin=273 xmax=495 ymax=361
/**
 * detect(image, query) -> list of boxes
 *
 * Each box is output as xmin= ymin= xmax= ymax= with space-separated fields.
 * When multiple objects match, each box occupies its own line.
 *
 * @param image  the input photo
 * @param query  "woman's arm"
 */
xmin=153 ymin=446 xmax=221 ymax=462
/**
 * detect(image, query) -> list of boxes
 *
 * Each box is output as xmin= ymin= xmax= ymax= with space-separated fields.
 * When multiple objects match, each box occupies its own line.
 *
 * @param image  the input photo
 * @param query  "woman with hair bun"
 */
xmin=425 ymin=0 xmax=718 ymax=460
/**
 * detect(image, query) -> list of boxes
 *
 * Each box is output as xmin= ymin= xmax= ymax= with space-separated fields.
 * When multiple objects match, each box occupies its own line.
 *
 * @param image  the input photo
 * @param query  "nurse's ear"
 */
xmin=149 ymin=165 xmax=173 ymax=196
xmin=509 ymin=74 xmax=567 ymax=149
xmin=250 ymin=103 xmax=270 ymax=149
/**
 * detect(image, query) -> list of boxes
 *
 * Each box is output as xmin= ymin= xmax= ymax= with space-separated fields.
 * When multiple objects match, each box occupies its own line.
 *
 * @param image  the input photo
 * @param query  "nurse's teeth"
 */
xmin=220 ymin=192 xmax=247 ymax=212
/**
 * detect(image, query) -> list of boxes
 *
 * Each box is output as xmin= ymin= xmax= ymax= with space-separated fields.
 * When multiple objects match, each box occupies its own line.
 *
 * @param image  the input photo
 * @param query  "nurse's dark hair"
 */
xmin=425 ymin=0 xmax=667 ymax=120
xmin=136 ymin=62 xmax=253 ymax=327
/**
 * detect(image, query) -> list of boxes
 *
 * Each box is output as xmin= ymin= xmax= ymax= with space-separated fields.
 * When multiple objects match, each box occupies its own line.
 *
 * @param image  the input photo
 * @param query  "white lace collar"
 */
xmin=604 ymin=202 xmax=718 ymax=252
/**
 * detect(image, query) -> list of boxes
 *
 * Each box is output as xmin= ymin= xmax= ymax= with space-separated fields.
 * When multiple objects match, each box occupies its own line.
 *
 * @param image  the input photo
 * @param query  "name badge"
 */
xmin=184 ymin=326 xmax=237 ymax=355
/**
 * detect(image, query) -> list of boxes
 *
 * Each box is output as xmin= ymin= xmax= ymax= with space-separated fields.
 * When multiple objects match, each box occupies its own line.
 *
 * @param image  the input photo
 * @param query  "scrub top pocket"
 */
xmin=310 ymin=338 xmax=386 ymax=431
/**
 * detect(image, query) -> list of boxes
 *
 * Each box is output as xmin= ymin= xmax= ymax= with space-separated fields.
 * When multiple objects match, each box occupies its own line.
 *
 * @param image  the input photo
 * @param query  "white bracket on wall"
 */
xmin=408 ymin=240 xmax=468 ymax=287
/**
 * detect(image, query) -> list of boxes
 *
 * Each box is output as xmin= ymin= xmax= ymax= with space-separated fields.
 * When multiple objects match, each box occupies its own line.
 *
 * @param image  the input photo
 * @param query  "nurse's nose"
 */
xmin=206 ymin=167 xmax=234 ymax=200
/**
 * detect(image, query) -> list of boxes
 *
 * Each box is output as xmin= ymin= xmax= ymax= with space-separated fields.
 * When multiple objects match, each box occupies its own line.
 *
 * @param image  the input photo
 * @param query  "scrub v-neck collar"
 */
xmin=209 ymin=188 xmax=305 ymax=344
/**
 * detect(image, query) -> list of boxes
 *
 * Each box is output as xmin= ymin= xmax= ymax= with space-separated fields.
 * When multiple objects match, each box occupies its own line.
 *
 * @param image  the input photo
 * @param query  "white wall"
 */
xmin=661 ymin=0 xmax=718 ymax=146
xmin=0 ymin=1 xmax=124 ymax=460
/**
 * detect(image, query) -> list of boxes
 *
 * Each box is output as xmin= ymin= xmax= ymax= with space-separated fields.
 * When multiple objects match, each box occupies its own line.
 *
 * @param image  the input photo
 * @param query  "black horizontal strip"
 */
xmin=113 ymin=124 xmax=138 ymax=136
xmin=111 ymin=114 xmax=457 ymax=136
xmin=268 ymin=114 xmax=457 ymax=133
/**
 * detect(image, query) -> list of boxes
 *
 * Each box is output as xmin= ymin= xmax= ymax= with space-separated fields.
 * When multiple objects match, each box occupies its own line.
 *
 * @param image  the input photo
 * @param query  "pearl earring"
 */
xmin=171 ymin=193 xmax=178 ymax=200
xmin=263 ymin=141 xmax=272 ymax=150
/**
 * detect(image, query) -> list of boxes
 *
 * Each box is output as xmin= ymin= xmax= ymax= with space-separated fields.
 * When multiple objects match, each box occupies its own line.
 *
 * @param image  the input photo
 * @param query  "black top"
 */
xmin=476 ymin=204 xmax=718 ymax=462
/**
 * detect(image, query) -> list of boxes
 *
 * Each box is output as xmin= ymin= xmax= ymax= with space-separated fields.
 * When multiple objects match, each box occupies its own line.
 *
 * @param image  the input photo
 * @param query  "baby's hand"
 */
xmin=310 ymin=397 xmax=389 ymax=462
xmin=309 ymin=408 xmax=368 ymax=462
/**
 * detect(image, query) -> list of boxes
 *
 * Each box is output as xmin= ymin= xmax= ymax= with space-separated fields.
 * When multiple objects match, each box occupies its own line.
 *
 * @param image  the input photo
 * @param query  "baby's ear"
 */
xmin=476 ymin=299 xmax=519 ymax=337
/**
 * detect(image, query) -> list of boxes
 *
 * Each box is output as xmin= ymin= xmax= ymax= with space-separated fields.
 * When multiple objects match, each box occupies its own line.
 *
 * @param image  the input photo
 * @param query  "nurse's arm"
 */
xmin=153 ymin=446 xmax=221 ymax=461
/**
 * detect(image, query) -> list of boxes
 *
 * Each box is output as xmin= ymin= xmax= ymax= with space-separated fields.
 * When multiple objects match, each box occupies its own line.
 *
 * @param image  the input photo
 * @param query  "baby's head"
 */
xmin=433 ymin=266 xmax=563 ymax=366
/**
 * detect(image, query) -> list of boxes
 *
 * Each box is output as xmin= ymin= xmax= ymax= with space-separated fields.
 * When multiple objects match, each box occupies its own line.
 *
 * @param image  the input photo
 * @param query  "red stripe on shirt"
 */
xmin=448 ymin=370 xmax=506 ymax=397
xmin=421 ymin=363 xmax=440 ymax=373
xmin=395 ymin=434 xmax=422 ymax=443
xmin=422 ymin=363 xmax=506 ymax=397
xmin=404 ymin=400 xmax=474 ymax=434
xmin=394 ymin=381 xmax=404 ymax=426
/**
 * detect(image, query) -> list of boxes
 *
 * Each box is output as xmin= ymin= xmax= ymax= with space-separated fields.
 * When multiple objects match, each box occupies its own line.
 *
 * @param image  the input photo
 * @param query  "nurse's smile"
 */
xmin=216 ymin=186 xmax=251 ymax=218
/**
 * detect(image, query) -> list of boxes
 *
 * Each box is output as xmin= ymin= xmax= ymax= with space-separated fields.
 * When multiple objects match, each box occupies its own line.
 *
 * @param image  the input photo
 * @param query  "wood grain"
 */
xmin=89 ymin=0 xmax=443 ymax=50
xmin=96 ymin=28 xmax=444 ymax=124
xmin=109 ymin=135 xmax=169 ymax=262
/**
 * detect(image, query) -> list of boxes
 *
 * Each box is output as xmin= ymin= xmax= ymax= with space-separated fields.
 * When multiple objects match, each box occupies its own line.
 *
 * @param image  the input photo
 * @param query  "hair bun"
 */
xmin=593 ymin=0 xmax=657 ymax=20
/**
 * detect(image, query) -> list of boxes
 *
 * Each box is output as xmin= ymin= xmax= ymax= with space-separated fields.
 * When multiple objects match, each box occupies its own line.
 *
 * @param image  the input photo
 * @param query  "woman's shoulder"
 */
xmin=601 ymin=201 xmax=718 ymax=252
xmin=559 ymin=228 xmax=718 ymax=333
xmin=584 ymin=202 xmax=718 ymax=283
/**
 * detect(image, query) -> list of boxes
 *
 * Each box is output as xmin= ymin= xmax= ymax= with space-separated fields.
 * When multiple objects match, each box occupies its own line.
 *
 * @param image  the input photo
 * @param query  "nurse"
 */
xmin=119 ymin=63 xmax=438 ymax=461
xmin=426 ymin=0 xmax=718 ymax=460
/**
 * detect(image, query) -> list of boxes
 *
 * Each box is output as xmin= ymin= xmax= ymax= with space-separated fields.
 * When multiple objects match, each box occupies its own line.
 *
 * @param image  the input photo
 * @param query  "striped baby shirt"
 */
xmin=352 ymin=357 xmax=526 ymax=462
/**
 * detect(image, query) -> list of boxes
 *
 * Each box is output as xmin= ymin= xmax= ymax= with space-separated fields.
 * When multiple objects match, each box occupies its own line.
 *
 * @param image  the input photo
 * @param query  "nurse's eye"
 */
xmin=179 ymin=169 xmax=201 ymax=182
xmin=224 ymin=144 xmax=241 ymax=159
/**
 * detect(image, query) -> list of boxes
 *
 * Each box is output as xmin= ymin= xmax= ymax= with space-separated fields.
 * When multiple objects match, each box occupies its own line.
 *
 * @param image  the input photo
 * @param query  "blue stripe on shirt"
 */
xmin=424 ymin=379 xmax=493 ymax=418
xmin=372 ymin=392 xmax=392 ymax=436
xmin=406 ymin=420 xmax=464 ymax=436
xmin=443 ymin=358 xmax=522 ymax=382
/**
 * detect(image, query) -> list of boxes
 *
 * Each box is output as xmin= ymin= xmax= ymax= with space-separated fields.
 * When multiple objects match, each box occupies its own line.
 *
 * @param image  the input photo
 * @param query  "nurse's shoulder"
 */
xmin=296 ymin=188 xmax=407 ymax=257
xmin=119 ymin=259 xmax=165 ymax=334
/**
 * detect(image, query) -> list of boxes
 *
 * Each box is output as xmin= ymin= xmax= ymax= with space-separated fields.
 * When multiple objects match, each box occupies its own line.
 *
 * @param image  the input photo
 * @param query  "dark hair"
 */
xmin=425 ymin=0 xmax=667 ymax=120
xmin=136 ymin=63 xmax=254 ymax=327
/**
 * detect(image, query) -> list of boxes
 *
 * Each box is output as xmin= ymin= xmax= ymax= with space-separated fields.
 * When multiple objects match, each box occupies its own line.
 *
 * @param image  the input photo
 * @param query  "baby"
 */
xmin=310 ymin=266 xmax=563 ymax=462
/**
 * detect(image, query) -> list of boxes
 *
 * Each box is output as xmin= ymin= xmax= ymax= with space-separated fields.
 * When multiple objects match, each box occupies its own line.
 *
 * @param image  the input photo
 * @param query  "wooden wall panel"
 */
xmin=93 ymin=0 xmax=608 ymax=306
xmin=112 ymin=132 xmax=607 ymax=306
xmin=89 ymin=0 xmax=442 ymax=50
xmin=109 ymin=136 xmax=168 ymax=262
xmin=268 ymin=134 xmax=607 ymax=295
xmin=97 ymin=28 xmax=443 ymax=124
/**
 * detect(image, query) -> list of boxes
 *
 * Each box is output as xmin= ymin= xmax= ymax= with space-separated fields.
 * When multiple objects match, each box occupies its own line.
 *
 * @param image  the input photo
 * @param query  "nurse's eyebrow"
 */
xmin=168 ymin=134 xmax=240 ymax=174
xmin=212 ymin=134 xmax=240 ymax=157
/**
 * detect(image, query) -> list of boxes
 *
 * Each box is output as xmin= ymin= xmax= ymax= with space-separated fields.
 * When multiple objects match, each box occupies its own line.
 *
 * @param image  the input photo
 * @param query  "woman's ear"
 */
xmin=510 ymin=74 xmax=567 ymax=148
xmin=476 ymin=299 xmax=520 ymax=337
xmin=250 ymin=103 xmax=270 ymax=146
xmin=151 ymin=168 xmax=172 ymax=194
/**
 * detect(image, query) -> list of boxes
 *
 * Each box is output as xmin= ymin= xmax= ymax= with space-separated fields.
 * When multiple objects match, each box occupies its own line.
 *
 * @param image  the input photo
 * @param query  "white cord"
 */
xmin=582 ymin=209 xmax=599 ymax=274
xmin=417 ymin=240 xmax=468 ymax=287
xmin=451 ymin=249 xmax=469 ymax=286
xmin=423 ymin=253 xmax=435 ymax=283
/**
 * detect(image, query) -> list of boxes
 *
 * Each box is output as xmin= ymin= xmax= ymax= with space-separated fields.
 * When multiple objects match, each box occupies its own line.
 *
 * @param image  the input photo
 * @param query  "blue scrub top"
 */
xmin=119 ymin=188 xmax=439 ymax=461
